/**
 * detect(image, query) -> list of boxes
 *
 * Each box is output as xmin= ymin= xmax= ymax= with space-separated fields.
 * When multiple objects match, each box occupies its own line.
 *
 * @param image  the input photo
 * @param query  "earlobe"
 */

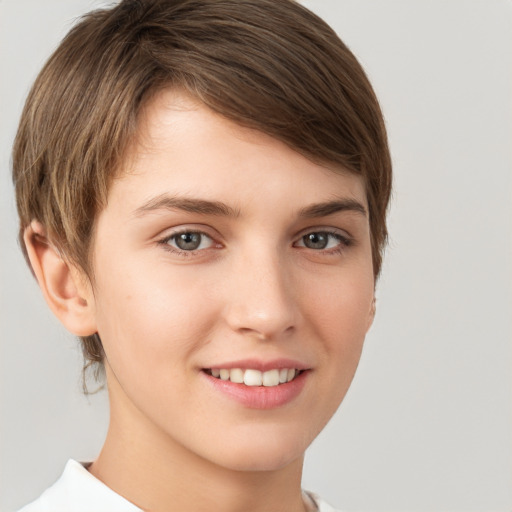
xmin=23 ymin=221 xmax=97 ymax=337
xmin=366 ymin=297 xmax=376 ymax=332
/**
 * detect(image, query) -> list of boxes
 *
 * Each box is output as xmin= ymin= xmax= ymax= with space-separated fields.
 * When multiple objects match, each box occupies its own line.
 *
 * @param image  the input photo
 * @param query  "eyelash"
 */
xmin=158 ymin=230 xmax=217 ymax=257
xmin=294 ymin=230 xmax=353 ymax=255
xmin=157 ymin=229 xmax=353 ymax=257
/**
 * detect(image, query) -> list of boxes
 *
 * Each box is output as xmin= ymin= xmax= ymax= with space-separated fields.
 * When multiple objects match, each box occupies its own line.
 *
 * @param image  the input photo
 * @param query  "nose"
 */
xmin=223 ymin=248 xmax=298 ymax=341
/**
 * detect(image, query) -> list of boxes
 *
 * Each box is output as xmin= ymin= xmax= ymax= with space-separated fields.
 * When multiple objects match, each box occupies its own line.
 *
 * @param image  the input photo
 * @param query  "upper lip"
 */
xmin=202 ymin=358 xmax=311 ymax=372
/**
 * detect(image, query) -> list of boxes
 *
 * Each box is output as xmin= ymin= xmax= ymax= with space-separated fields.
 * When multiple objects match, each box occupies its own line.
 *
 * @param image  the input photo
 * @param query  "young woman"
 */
xmin=12 ymin=1 xmax=391 ymax=510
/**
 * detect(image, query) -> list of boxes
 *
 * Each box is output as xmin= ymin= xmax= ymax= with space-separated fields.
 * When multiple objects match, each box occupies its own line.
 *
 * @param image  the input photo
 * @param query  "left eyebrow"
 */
xmin=132 ymin=194 xmax=240 ymax=218
xmin=299 ymin=198 xmax=367 ymax=218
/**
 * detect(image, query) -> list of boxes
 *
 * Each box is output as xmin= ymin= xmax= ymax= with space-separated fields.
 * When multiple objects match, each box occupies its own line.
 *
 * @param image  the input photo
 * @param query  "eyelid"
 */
xmin=295 ymin=226 xmax=353 ymax=242
xmin=157 ymin=225 xmax=223 ymax=256
xmin=156 ymin=224 xmax=220 ymax=241
xmin=293 ymin=227 xmax=354 ymax=251
xmin=165 ymin=231 xmax=213 ymax=247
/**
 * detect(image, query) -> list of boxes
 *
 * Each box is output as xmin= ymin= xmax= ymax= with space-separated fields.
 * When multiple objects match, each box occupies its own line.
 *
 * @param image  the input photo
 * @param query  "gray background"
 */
xmin=1 ymin=1 xmax=511 ymax=511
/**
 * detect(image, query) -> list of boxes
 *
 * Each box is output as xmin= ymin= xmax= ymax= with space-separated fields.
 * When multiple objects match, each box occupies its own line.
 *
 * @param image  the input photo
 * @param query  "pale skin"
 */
xmin=25 ymin=91 xmax=376 ymax=512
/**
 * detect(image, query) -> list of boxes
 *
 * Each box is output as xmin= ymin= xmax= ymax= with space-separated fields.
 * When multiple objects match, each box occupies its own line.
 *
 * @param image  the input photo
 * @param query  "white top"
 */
xmin=18 ymin=459 xmax=341 ymax=512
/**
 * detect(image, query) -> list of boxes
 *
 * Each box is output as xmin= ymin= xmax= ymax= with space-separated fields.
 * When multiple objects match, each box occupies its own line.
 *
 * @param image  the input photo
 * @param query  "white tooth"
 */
xmin=211 ymin=369 xmax=220 ymax=378
xmin=230 ymin=368 xmax=244 ymax=383
xmin=286 ymin=368 xmax=296 ymax=382
xmin=263 ymin=369 xmax=280 ymax=387
xmin=279 ymin=368 xmax=288 ymax=383
xmin=220 ymin=369 xmax=230 ymax=381
xmin=244 ymin=369 xmax=263 ymax=386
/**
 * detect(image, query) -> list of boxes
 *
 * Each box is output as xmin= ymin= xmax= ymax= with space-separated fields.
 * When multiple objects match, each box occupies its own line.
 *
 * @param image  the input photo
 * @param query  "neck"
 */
xmin=89 ymin=371 xmax=309 ymax=512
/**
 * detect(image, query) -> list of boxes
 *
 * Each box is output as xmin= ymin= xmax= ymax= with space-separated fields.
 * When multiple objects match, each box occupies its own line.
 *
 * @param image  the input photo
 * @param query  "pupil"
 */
xmin=304 ymin=232 xmax=328 ymax=249
xmin=176 ymin=232 xmax=201 ymax=250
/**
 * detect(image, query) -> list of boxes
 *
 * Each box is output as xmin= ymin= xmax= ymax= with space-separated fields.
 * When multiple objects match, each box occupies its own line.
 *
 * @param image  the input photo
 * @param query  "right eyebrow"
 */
xmin=299 ymin=198 xmax=367 ymax=218
xmin=132 ymin=194 xmax=240 ymax=218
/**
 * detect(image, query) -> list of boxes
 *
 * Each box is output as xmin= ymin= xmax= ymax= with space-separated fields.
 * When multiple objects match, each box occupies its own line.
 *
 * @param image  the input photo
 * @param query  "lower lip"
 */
xmin=201 ymin=370 xmax=309 ymax=409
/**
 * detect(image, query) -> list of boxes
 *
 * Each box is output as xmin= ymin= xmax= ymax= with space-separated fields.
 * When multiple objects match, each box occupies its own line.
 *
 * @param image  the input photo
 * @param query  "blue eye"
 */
xmin=165 ymin=232 xmax=214 ymax=251
xmin=297 ymin=231 xmax=349 ymax=250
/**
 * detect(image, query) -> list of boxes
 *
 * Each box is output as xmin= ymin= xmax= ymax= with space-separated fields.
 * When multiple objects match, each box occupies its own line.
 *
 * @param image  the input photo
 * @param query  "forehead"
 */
xmin=111 ymin=89 xmax=367 ymax=212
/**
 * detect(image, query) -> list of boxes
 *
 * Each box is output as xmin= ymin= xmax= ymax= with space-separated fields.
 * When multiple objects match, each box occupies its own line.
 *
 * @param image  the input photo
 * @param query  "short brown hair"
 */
xmin=12 ymin=0 xmax=392 ymax=377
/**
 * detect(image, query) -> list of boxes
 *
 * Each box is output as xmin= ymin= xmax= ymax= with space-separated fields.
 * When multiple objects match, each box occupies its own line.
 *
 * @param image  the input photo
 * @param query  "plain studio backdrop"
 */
xmin=1 ymin=1 xmax=511 ymax=511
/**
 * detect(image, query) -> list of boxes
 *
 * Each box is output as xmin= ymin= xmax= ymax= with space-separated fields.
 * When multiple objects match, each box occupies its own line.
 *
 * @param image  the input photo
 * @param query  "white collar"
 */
xmin=20 ymin=459 xmax=142 ymax=511
xmin=20 ymin=459 xmax=338 ymax=512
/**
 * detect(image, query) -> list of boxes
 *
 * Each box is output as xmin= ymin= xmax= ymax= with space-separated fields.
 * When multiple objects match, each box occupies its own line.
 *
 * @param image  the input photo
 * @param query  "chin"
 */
xmin=216 ymin=448 xmax=303 ymax=473
xmin=200 ymin=425 xmax=312 ymax=473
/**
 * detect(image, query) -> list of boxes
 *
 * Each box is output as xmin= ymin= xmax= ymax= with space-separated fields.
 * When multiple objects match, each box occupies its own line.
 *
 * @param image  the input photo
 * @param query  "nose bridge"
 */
xmin=224 ymin=242 xmax=297 ymax=339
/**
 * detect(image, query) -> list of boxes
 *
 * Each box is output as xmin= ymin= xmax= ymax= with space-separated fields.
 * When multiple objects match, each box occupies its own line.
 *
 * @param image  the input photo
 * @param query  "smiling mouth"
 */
xmin=203 ymin=368 xmax=304 ymax=387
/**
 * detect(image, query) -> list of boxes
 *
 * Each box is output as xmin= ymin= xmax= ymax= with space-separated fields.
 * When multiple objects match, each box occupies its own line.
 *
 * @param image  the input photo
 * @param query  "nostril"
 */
xmin=236 ymin=325 xmax=295 ymax=341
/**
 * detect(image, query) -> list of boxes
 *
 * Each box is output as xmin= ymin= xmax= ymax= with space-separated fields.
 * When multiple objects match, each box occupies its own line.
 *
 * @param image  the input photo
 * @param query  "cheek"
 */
xmin=305 ymin=267 xmax=374 ymax=371
xmin=284 ymin=269 xmax=374 ymax=443
xmin=309 ymin=267 xmax=373 ymax=332
xmin=92 ymin=259 xmax=219 ymax=379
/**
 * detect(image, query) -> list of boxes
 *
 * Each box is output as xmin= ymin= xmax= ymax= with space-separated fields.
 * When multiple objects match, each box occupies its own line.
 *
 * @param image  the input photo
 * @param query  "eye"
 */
xmin=163 ymin=231 xmax=214 ymax=252
xmin=296 ymin=231 xmax=350 ymax=251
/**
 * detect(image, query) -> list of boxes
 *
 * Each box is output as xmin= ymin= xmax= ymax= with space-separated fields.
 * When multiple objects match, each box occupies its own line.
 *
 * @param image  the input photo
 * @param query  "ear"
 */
xmin=366 ymin=296 xmax=376 ymax=332
xmin=23 ymin=221 xmax=97 ymax=337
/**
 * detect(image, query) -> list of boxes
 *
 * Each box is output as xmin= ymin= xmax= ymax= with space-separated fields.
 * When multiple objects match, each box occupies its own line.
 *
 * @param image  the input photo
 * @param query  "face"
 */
xmin=88 ymin=90 xmax=375 ymax=472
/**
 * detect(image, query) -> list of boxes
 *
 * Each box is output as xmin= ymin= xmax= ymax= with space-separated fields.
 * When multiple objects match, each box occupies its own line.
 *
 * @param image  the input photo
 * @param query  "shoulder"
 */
xmin=305 ymin=490 xmax=344 ymax=512
xmin=20 ymin=465 xmax=342 ymax=512
xmin=17 ymin=460 xmax=142 ymax=512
